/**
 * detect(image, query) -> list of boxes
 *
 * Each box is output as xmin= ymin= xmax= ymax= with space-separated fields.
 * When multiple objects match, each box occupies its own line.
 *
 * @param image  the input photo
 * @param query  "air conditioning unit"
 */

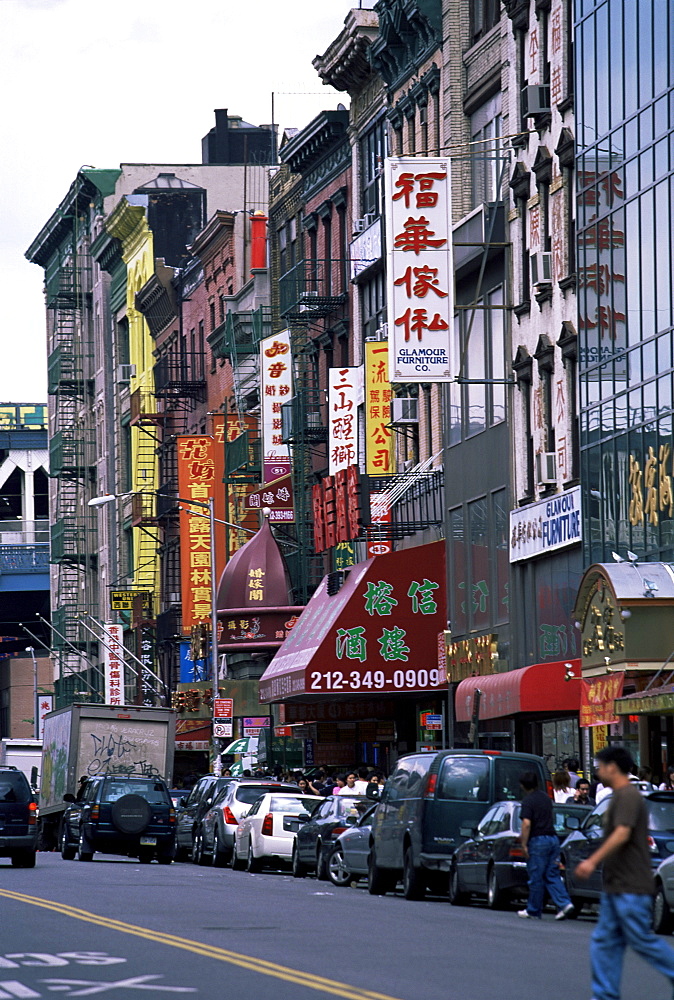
xmin=391 ymin=397 xmax=419 ymax=424
xmin=353 ymin=214 xmax=374 ymax=235
xmin=522 ymin=85 xmax=551 ymax=117
xmin=536 ymin=451 xmax=557 ymax=485
xmin=299 ymin=290 xmax=320 ymax=313
xmin=531 ymin=251 xmax=553 ymax=285
xmin=375 ymin=323 xmax=389 ymax=340
xmin=116 ymin=364 xmax=136 ymax=384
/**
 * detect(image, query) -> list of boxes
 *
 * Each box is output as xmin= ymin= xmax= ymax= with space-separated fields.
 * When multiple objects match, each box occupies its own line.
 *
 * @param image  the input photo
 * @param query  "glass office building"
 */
xmin=576 ymin=0 xmax=674 ymax=563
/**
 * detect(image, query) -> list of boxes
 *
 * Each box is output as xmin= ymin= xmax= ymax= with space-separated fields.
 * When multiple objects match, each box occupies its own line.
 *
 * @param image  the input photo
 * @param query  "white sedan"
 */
xmin=232 ymin=793 xmax=323 ymax=872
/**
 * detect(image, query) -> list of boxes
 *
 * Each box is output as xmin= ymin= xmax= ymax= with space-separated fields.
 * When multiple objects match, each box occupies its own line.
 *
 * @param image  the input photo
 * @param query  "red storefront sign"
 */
xmin=313 ymin=465 xmax=361 ymax=553
xmin=580 ymin=672 xmax=625 ymax=727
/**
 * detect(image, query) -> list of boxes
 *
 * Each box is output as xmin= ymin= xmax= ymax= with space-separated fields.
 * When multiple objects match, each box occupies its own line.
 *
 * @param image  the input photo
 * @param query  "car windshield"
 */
xmin=102 ymin=780 xmax=168 ymax=803
xmin=0 ymin=772 xmax=30 ymax=803
xmin=269 ymin=796 xmax=319 ymax=814
xmin=235 ymin=784 xmax=296 ymax=805
xmin=648 ymin=801 xmax=674 ymax=832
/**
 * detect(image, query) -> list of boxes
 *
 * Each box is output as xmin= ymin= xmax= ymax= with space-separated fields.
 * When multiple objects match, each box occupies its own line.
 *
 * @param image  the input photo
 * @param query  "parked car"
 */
xmin=231 ymin=793 xmax=322 ymax=872
xmin=292 ymin=795 xmax=370 ymax=880
xmin=561 ymin=791 xmax=674 ymax=914
xmin=0 ymin=765 xmax=38 ymax=868
xmin=653 ymin=854 xmax=674 ymax=934
xmin=62 ymin=775 xmax=176 ymax=863
xmin=327 ymin=804 xmax=378 ymax=887
xmin=367 ymin=749 xmax=551 ymax=900
xmin=448 ymin=800 xmax=591 ymax=909
xmin=198 ymin=780 xmax=301 ymax=866
xmin=174 ymin=775 xmax=234 ymax=861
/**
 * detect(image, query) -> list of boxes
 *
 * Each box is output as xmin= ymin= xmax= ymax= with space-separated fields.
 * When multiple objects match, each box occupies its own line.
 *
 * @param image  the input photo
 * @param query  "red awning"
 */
xmin=455 ymin=659 xmax=581 ymax=721
xmin=259 ymin=540 xmax=446 ymax=702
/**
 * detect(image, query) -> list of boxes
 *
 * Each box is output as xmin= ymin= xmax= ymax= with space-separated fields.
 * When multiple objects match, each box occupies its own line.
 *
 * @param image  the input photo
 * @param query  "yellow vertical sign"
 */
xmin=365 ymin=342 xmax=394 ymax=475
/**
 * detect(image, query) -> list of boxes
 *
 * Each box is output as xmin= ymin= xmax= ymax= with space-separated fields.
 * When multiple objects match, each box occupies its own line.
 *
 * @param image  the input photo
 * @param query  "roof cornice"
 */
xmin=312 ymin=9 xmax=379 ymax=95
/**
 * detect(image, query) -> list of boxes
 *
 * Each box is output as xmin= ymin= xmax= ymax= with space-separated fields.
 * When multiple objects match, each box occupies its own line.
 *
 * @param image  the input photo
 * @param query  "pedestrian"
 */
xmin=338 ymin=772 xmax=358 ymax=795
xmin=517 ymin=770 xmax=575 ymax=921
xmin=353 ymin=767 xmax=370 ymax=795
xmin=575 ymin=745 xmax=674 ymax=1000
xmin=659 ymin=765 xmax=674 ymax=791
xmin=552 ymin=769 xmax=574 ymax=802
xmin=564 ymin=758 xmax=581 ymax=788
xmin=567 ymin=778 xmax=595 ymax=806
xmin=332 ymin=774 xmax=346 ymax=794
xmin=297 ymin=776 xmax=310 ymax=793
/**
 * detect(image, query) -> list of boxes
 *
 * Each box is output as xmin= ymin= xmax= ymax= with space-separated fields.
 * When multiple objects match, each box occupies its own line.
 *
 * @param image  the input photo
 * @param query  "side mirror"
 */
xmin=366 ymin=785 xmax=380 ymax=802
xmin=459 ymin=825 xmax=476 ymax=839
xmin=565 ymin=815 xmax=580 ymax=830
xmin=297 ymin=812 xmax=311 ymax=823
xmin=30 ymin=766 xmax=39 ymax=790
xmin=345 ymin=814 xmax=359 ymax=826
xmin=63 ymin=793 xmax=76 ymax=803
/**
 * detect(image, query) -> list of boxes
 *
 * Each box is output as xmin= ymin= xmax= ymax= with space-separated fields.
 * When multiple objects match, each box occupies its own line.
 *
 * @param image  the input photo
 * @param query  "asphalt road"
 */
xmin=0 ymin=853 xmax=672 ymax=1000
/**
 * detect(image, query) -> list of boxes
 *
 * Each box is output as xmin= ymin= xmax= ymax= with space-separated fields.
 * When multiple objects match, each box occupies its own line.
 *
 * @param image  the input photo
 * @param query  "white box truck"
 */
xmin=0 ymin=738 xmax=42 ymax=790
xmin=39 ymin=704 xmax=176 ymax=849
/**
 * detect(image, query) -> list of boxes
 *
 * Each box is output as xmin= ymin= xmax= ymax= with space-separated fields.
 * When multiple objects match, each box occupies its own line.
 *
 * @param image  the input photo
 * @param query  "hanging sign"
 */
xmin=385 ymin=157 xmax=454 ymax=382
xmin=103 ymin=623 xmax=125 ymax=707
xmin=260 ymin=331 xmax=292 ymax=468
xmin=329 ymin=366 xmax=362 ymax=476
xmin=177 ymin=436 xmax=215 ymax=633
xmin=580 ymin=673 xmax=625 ymax=727
xmin=364 ymin=342 xmax=394 ymax=475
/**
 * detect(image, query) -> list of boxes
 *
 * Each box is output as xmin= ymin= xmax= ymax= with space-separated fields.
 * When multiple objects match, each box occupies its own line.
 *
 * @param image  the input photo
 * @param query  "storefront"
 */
xmin=258 ymin=539 xmax=447 ymax=771
xmin=454 ymin=659 xmax=581 ymax=765
xmin=573 ymin=561 xmax=674 ymax=775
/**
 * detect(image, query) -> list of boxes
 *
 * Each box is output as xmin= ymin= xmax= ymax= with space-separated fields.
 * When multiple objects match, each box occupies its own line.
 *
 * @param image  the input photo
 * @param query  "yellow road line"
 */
xmin=0 ymin=889 xmax=402 ymax=1000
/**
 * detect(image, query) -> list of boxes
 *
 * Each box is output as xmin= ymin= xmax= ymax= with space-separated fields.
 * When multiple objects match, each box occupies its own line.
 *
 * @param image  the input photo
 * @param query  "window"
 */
xmin=470 ymin=95 xmax=502 ymax=209
xmin=450 ymin=285 xmax=507 ymax=442
xmin=471 ymin=0 xmax=500 ymax=44
xmin=209 ymin=301 xmax=216 ymax=332
xmin=419 ymin=100 xmax=428 ymax=154
xmin=469 ymin=497 xmax=490 ymax=630
xmin=360 ymin=119 xmax=385 ymax=218
xmin=495 ymin=758 xmax=528 ymax=802
xmin=361 ymin=271 xmax=386 ymax=341
xmin=437 ymin=757 xmax=490 ymax=801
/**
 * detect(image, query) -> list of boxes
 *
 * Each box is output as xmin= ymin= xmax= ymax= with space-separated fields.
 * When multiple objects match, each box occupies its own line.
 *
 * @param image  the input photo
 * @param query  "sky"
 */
xmin=0 ymin=0 xmax=353 ymax=403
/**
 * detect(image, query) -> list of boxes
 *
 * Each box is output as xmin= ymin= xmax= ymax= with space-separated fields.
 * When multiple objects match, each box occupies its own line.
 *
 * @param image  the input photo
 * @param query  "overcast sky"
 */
xmin=0 ymin=0 xmax=351 ymax=403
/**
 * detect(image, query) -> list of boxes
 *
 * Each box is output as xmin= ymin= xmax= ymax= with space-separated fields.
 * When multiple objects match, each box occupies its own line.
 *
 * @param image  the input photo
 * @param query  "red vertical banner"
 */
xmin=177 ymin=436 xmax=215 ymax=634
xmin=210 ymin=415 xmax=228 ymax=585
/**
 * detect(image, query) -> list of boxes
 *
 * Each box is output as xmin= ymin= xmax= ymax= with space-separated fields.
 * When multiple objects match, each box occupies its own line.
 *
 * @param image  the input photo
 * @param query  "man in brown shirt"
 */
xmin=575 ymin=746 xmax=674 ymax=1000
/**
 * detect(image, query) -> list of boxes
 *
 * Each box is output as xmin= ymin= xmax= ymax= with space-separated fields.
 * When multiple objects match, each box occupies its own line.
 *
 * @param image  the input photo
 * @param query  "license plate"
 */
xmin=139 ymin=836 xmax=157 ymax=846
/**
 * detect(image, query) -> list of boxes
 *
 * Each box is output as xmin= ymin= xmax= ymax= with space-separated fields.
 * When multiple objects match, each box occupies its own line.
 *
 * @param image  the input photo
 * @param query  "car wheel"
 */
xmin=292 ymin=842 xmax=307 ymax=878
xmin=328 ymin=846 xmax=352 ymax=888
xmin=486 ymin=867 xmax=505 ymax=910
xmin=138 ymin=849 xmax=153 ymax=864
xmin=174 ymin=844 xmax=190 ymax=863
xmin=247 ymin=844 xmax=262 ymax=874
xmin=448 ymin=864 xmax=469 ymax=906
xmin=78 ymin=835 xmax=93 ymax=862
xmin=231 ymin=841 xmax=245 ymax=871
xmin=316 ymin=842 xmax=330 ymax=882
xmin=402 ymin=846 xmax=426 ymax=901
xmin=157 ymin=853 xmax=173 ymax=865
xmin=654 ymin=883 xmax=674 ymax=934
xmin=367 ymin=846 xmax=396 ymax=896
xmin=212 ymin=832 xmax=229 ymax=868
xmin=11 ymin=849 xmax=36 ymax=869
xmin=60 ymin=827 xmax=77 ymax=861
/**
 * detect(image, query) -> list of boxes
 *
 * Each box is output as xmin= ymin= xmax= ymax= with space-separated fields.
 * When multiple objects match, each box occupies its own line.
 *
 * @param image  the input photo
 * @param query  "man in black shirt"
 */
xmin=517 ymin=770 xmax=574 ymax=920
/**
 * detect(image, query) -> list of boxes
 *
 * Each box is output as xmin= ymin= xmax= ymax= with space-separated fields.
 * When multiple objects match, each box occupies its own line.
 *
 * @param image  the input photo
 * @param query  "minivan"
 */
xmin=367 ymin=749 xmax=550 ymax=900
xmin=0 ymin=766 xmax=38 ymax=868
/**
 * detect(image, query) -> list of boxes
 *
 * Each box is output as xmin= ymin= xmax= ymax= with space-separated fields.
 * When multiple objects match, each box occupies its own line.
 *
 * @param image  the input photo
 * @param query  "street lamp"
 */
xmin=88 ymin=491 xmax=258 ymax=682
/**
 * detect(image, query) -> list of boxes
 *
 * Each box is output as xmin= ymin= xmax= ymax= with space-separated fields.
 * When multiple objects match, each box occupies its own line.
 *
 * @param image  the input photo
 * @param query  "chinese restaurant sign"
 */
xmin=385 ymin=157 xmax=454 ymax=382
xmin=509 ymin=486 xmax=582 ymax=562
xmin=329 ymin=366 xmax=362 ymax=476
xmin=103 ymin=624 xmax=125 ymax=706
xmin=580 ymin=672 xmax=625 ymax=727
xmin=313 ymin=464 xmax=361 ymax=554
xmin=628 ymin=446 xmax=674 ymax=529
xmin=247 ymin=473 xmax=295 ymax=524
xmin=446 ymin=634 xmax=498 ymax=683
xmin=259 ymin=540 xmax=447 ymax=701
xmin=364 ymin=342 xmax=393 ymax=475
xmin=260 ymin=331 xmax=292 ymax=469
xmin=177 ymin=436 xmax=215 ymax=633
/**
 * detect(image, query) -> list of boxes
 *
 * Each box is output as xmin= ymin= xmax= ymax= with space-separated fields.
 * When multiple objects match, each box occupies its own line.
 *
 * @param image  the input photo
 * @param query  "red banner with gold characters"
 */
xmin=580 ymin=672 xmax=625 ymax=727
xmin=177 ymin=436 xmax=215 ymax=634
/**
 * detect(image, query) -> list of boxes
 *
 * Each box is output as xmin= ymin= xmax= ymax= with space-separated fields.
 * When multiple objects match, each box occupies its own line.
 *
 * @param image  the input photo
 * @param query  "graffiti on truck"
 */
xmin=86 ymin=733 xmax=161 ymax=777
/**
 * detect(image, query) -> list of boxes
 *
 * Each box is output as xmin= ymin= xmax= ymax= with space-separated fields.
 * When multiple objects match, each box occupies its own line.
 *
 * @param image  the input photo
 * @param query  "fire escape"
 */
xmin=46 ymin=230 xmax=98 ymax=692
xmin=278 ymin=258 xmax=347 ymax=603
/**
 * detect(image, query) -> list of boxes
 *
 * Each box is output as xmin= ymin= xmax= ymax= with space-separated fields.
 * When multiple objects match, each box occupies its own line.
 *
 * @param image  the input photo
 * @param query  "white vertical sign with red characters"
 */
xmin=260 ymin=331 xmax=293 ymax=471
xmin=385 ymin=157 xmax=454 ymax=382
xmin=103 ymin=624 xmax=125 ymax=706
xmin=328 ymin=367 xmax=362 ymax=476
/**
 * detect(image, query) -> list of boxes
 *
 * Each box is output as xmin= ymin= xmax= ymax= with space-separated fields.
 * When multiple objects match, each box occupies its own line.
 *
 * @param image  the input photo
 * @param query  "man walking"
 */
xmin=517 ymin=770 xmax=575 ymax=920
xmin=575 ymin=745 xmax=674 ymax=1000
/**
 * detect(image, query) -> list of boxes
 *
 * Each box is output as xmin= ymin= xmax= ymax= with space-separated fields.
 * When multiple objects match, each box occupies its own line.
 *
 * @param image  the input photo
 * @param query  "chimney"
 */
xmin=250 ymin=211 xmax=268 ymax=272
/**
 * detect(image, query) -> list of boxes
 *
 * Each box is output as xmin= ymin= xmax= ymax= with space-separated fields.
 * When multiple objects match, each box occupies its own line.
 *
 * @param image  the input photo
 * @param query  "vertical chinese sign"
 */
xmin=177 ymin=436 xmax=215 ymax=635
xmin=385 ymin=158 xmax=454 ymax=382
xmin=103 ymin=624 xmax=125 ymax=706
xmin=365 ymin=343 xmax=393 ymax=556
xmin=260 ymin=330 xmax=293 ymax=484
xmin=329 ymin=367 xmax=362 ymax=476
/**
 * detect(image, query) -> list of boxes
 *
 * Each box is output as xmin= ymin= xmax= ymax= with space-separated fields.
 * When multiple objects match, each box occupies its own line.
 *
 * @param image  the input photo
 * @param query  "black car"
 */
xmin=174 ymin=775 xmax=234 ymax=861
xmin=327 ymin=804 xmax=378 ymax=887
xmin=367 ymin=749 xmax=551 ymax=900
xmin=292 ymin=795 xmax=369 ymax=881
xmin=561 ymin=791 xmax=674 ymax=912
xmin=448 ymin=800 xmax=591 ymax=909
xmin=0 ymin=766 xmax=38 ymax=868
xmin=61 ymin=775 xmax=176 ymax=863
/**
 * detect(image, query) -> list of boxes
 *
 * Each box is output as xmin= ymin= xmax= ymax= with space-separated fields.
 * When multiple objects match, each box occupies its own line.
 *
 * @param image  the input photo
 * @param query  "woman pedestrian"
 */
xmin=552 ymin=769 xmax=574 ymax=803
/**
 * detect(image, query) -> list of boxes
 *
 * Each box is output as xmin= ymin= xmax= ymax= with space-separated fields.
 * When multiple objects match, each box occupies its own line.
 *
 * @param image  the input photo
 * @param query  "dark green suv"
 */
xmin=0 ymin=766 xmax=38 ymax=868
xmin=62 ymin=775 xmax=176 ymax=864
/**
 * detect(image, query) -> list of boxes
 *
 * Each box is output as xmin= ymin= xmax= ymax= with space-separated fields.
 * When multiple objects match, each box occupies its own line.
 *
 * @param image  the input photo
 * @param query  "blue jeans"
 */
xmin=525 ymin=834 xmax=571 ymax=917
xmin=591 ymin=893 xmax=674 ymax=1000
